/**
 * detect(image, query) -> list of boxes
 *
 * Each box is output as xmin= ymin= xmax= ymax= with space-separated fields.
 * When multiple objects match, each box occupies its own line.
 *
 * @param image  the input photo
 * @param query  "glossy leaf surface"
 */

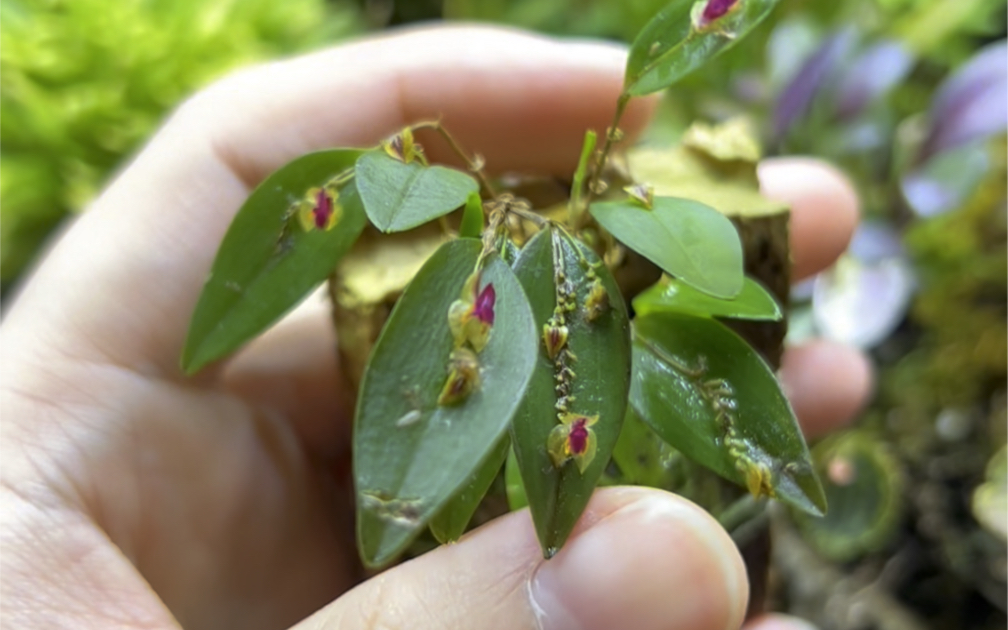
xmin=612 ymin=407 xmax=677 ymax=488
xmin=633 ymin=275 xmax=782 ymax=321
xmin=429 ymin=434 xmax=510 ymax=544
xmin=355 ymin=150 xmax=478 ymax=232
xmin=182 ymin=149 xmax=365 ymax=374
xmin=355 ymin=239 xmax=536 ymax=567
xmin=625 ymin=0 xmax=781 ymax=96
xmin=631 ymin=312 xmax=825 ymax=515
xmin=511 ymin=229 xmax=632 ymax=556
xmin=591 ymin=196 xmax=744 ymax=298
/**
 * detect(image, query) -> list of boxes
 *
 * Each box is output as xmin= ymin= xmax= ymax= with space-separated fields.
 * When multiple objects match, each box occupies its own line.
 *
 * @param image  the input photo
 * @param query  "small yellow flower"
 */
xmin=623 ymin=183 xmax=654 ymax=209
xmin=382 ymin=127 xmax=427 ymax=165
xmin=297 ymin=187 xmax=341 ymax=232
xmin=543 ymin=320 xmax=569 ymax=360
xmin=584 ymin=279 xmax=609 ymax=322
xmin=547 ymin=413 xmax=599 ymax=473
xmin=438 ymin=347 xmax=481 ymax=406
xmin=448 ymin=271 xmax=496 ymax=352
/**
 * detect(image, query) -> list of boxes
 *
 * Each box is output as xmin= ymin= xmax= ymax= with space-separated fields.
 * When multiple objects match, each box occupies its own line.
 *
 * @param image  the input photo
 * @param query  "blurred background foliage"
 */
xmin=2 ymin=0 xmax=1005 ymax=628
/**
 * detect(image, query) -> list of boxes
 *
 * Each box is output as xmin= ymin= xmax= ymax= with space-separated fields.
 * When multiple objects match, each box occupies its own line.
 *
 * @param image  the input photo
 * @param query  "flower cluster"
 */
xmin=439 ymin=270 xmax=496 ymax=406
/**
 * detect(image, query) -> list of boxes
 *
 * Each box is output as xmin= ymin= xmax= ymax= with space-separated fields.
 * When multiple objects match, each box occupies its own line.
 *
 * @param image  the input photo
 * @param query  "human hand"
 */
xmin=1 ymin=26 xmax=871 ymax=630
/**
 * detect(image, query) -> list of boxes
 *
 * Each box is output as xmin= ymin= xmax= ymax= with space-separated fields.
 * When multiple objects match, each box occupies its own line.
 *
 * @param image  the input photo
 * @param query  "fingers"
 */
xmin=744 ymin=613 xmax=819 ymax=630
xmin=4 ymin=26 xmax=656 ymax=378
xmin=295 ymin=487 xmax=746 ymax=630
xmin=758 ymin=158 xmax=871 ymax=437
xmin=779 ymin=340 xmax=873 ymax=440
xmin=758 ymin=157 xmax=860 ymax=281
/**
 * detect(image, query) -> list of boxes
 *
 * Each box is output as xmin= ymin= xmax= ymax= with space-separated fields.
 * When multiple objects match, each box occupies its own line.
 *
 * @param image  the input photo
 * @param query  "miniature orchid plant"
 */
xmin=182 ymin=0 xmax=826 ymax=568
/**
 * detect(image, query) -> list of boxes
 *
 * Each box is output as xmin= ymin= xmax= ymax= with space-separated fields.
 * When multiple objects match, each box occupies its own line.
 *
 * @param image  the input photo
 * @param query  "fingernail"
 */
xmin=746 ymin=613 xmax=820 ymax=630
xmin=529 ymin=491 xmax=747 ymax=630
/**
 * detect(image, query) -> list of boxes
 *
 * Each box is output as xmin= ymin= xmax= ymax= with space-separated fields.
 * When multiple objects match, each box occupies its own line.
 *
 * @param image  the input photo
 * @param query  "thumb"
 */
xmin=294 ymin=487 xmax=748 ymax=630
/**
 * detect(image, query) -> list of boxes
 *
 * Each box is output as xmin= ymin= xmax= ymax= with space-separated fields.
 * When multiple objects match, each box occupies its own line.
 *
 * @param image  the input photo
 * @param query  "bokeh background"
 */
xmin=3 ymin=1 xmax=1005 ymax=628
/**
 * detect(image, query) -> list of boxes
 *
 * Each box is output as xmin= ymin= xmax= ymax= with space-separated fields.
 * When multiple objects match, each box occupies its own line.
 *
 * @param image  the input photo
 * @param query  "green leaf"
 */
xmin=354 ymin=238 xmax=537 ymax=567
xmin=511 ymin=228 xmax=632 ymax=557
xmin=612 ymin=407 xmax=677 ymax=488
xmin=355 ymin=151 xmax=479 ymax=232
xmin=505 ymin=447 xmax=528 ymax=511
xmin=624 ymin=0 xmax=781 ymax=96
xmin=631 ymin=312 xmax=825 ymax=516
xmin=590 ymin=196 xmax=744 ymax=299
xmin=459 ymin=191 xmax=484 ymax=238
xmin=430 ymin=433 xmax=510 ymax=544
xmin=633 ymin=275 xmax=782 ymax=321
xmin=497 ymin=236 xmax=521 ymax=266
xmin=182 ymin=149 xmax=366 ymax=374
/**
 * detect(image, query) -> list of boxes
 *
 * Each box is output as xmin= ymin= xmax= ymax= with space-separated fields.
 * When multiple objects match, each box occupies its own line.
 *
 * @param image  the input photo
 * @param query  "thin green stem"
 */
xmin=568 ymin=130 xmax=597 ymax=226
xmin=585 ymin=93 xmax=631 ymax=205
xmin=413 ymin=121 xmax=497 ymax=197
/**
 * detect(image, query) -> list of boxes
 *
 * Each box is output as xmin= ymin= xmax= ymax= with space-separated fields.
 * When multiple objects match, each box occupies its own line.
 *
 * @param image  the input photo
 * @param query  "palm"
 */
xmin=67 ymin=364 xmax=355 ymax=630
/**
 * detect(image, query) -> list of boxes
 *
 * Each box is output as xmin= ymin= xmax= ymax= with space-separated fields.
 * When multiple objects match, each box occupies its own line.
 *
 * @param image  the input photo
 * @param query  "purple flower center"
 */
xmin=702 ymin=0 xmax=737 ymax=22
xmin=473 ymin=283 xmax=495 ymax=325
xmin=313 ymin=189 xmax=332 ymax=229
xmin=569 ymin=418 xmax=589 ymax=455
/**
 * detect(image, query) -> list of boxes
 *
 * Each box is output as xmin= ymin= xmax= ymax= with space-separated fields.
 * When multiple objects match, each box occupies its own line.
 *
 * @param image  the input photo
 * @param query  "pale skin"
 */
xmin=1 ymin=26 xmax=871 ymax=630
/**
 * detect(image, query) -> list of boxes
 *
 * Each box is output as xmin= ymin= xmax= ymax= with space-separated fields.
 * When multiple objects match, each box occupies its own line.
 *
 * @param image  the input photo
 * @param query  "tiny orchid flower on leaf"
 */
xmin=547 ymin=413 xmax=599 ymax=473
xmin=438 ymin=347 xmax=481 ymax=406
xmin=448 ymin=271 xmax=496 ymax=352
xmin=543 ymin=320 xmax=569 ymax=360
xmin=584 ymin=279 xmax=609 ymax=322
xmin=297 ymin=187 xmax=341 ymax=232
xmin=382 ymin=127 xmax=427 ymax=165
xmin=691 ymin=0 xmax=740 ymax=33
xmin=624 ymin=183 xmax=654 ymax=209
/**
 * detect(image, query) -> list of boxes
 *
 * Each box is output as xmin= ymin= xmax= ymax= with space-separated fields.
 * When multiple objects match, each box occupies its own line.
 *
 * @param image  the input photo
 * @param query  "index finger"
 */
xmin=3 ymin=26 xmax=655 ymax=377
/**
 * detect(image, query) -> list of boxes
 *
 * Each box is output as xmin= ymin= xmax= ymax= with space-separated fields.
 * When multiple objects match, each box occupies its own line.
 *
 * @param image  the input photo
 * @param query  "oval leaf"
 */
xmin=612 ymin=407 xmax=677 ymax=488
xmin=354 ymin=238 xmax=536 ymax=567
xmin=630 ymin=312 xmax=825 ymax=515
xmin=429 ymin=433 xmax=510 ymax=544
xmin=633 ymin=275 xmax=782 ymax=321
xmin=182 ymin=149 xmax=366 ymax=374
xmin=590 ymin=196 xmax=744 ymax=298
xmin=625 ymin=0 xmax=781 ymax=96
xmin=511 ymin=228 xmax=632 ymax=557
xmin=355 ymin=150 xmax=479 ymax=232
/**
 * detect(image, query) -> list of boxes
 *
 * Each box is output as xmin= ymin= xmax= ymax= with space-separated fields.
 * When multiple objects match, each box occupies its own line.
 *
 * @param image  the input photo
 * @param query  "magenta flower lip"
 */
xmin=702 ymin=0 xmax=737 ymax=23
xmin=313 ymin=189 xmax=333 ymax=229
xmin=568 ymin=417 xmax=589 ymax=454
xmin=473 ymin=283 xmax=495 ymax=325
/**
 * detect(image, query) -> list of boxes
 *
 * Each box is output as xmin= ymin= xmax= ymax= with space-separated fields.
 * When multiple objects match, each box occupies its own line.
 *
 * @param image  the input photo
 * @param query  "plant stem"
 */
xmin=414 ymin=121 xmax=497 ymax=197
xmin=585 ymin=93 xmax=631 ymax=204
xmin=568 ymin=130 xmax=597 ymax=226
